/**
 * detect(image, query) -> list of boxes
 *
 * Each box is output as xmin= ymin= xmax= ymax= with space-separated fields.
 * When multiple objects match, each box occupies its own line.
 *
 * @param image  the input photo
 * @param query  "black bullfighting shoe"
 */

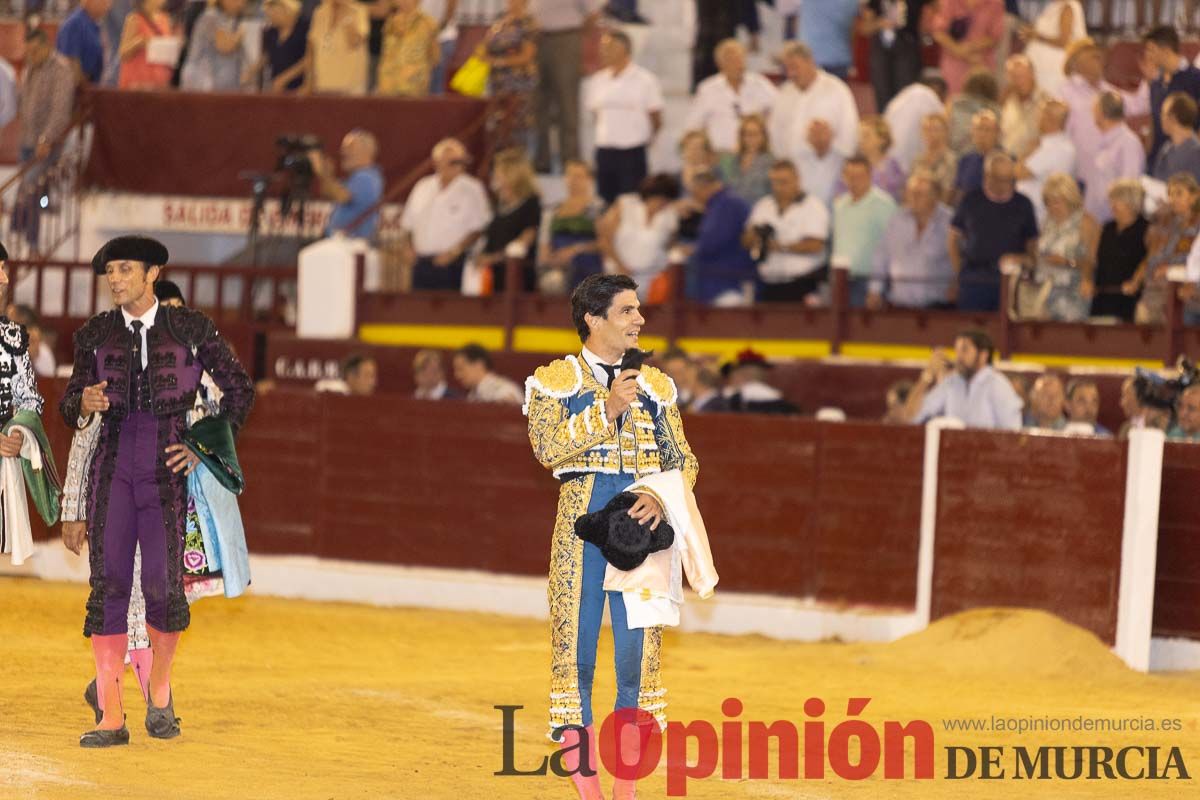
xmin=145 ymin=692 xmax=181 ymax=739
xmin=83 ymin=679 xmax=102 ymax=725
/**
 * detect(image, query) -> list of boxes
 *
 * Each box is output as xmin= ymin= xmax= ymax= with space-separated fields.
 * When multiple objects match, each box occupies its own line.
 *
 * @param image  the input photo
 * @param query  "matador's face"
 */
xmin=588 ymin=289 xmax=644 ymax=359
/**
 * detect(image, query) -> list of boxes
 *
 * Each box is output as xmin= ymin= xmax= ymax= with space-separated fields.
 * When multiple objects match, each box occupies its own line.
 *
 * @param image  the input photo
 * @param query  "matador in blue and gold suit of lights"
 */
xmin=524 ymin=317 xmax=698 ymax=740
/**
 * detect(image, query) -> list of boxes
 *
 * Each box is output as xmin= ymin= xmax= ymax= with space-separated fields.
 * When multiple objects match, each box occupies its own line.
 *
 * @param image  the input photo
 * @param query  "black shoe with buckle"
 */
xmin=83 ymin=679 xmax=102 ymax=725
xmin=80 ymin=719 xmax=130 ymax=748
xmin=145 ymin=692 xmax=181 ymax=739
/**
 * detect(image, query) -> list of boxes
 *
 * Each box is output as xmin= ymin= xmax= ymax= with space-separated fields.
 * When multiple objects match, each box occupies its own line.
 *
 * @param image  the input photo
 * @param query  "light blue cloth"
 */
xmin=189 ymin=465 xmax=251 ymax=598
xmin=0 ymin=58 xmax=16 ymax=129
xmin=799 ymin=0 xmax=860 ymax=69
xmin=915 ymin=365 xmax=1024 ymax=430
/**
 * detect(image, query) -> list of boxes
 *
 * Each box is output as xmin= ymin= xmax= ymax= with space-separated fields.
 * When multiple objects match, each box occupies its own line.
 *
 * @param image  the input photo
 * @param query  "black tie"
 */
xmin=129 ymin=321 xmax=144 ymax=374
xmin=599 ymin=363 xmax=618 ymax=389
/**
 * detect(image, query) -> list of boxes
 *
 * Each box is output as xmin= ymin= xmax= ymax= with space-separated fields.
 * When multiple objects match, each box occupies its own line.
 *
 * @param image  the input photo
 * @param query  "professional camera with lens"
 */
xmin=276 ymin=134 xmax=321 ymax=185
xmin=751 ymin=223 xmax=775 ymax=264
xmin=274 ymin=133 xmax=322 ymax=216
xmin=1134 ymin=356 xmax=1199 ymax=410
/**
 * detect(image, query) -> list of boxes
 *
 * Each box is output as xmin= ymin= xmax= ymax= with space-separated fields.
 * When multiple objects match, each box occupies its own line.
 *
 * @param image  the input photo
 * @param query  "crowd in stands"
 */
xmin=9 ymin=1 xmax=1200 ymax=439
xmin=6 ymin=2 xmax=1200 ymax=321
xmin=364 ymin=6 xmax=1200 ymax=326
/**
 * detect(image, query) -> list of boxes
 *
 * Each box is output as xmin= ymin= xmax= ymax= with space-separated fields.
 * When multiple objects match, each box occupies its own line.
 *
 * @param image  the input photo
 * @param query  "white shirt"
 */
xmin=799 ymin=151 xmax=845 ymax=208
xmin=581 ymin=346 xmax=620 ymax=386
xmin=469 ymin=372 xmax=524 ymax=404
xmin=400 ymin=172 xmax=493 ymax=256
xmin=746 ymin=193 xmax=830 ymax=282
xmin=684 ymin=72 xmax=778 ymax=153
xmin=1184 ymin=229 xmax=1200 ymax=283
xmin=422 ymin=0 xmax=459 ymax=43
xmin=611 ymin=194 xmax=678 ymax=293
xmin=771 ymin=71 xmax=859 ymax=206
xmin=415 ymin=381 xmax=450 ymax=400
xmin=586 ymin=62 xmax=664 ymax=149
xmin=120 ymin=299 xmax=159 ymax=371
xmin=771 ymin=71 xmax=860 ymax=164
xmin=884 ymin=82 xmax=945 ymax=171
xmin=1016 ymin=131 xmax=1077 ymax=224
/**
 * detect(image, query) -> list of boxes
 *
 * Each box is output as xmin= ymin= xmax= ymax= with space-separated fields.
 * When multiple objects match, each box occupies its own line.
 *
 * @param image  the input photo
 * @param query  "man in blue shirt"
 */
xmin=311 ymin=129 xmax=385 ymax=240
xmin=903 ymin=329 xmax=1024 ymax=431
xmin=798 ymin=0 xmax=860 ymax=79
xmin=1143 ymin=25 xmax=1200 ymax=169
xmin=684 ymin=170 xmax=755 ymax=305
xmin=56 ymin=0 xmax=112 ymax=85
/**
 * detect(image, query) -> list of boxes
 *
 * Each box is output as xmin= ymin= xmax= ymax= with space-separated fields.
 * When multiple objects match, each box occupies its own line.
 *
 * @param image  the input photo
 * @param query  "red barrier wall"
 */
xmin=237 ymin=398 xmax=925 ymax=607
xmin=931 ymin=430 xmax=1128 ymax=645
xmin=24 ymin=381 xmax=1200 ymax=644
xmin=1155 ymin=443 xmax=1200 ymax=640
xmin=81 ymin=90 xmax=490 ymax=198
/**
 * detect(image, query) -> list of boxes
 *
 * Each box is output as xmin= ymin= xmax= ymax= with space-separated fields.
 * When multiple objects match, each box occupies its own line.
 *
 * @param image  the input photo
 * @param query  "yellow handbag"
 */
xmin=450 ymin=51 xmax=490 ymax=97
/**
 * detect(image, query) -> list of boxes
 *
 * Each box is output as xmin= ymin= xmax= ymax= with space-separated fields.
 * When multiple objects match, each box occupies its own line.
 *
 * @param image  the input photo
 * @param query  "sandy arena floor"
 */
xmin=2 ymin=577 xmax=1198 ymax=799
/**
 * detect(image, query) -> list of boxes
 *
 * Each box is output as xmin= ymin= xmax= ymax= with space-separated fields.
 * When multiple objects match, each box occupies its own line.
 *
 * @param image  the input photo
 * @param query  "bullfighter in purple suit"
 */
xmin=60 ymin=235 xmax=254 ymax=748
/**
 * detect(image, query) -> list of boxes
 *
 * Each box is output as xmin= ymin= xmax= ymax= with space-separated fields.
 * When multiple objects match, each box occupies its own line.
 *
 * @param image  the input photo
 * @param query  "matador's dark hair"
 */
xmin=571 ymin=274 xmax=639 ymax=343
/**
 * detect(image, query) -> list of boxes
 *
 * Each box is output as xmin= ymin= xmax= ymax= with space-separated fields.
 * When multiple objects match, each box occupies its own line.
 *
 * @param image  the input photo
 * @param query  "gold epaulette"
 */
xmin=523 ymin=355 xmax=584 ymax=415
xmin=636 ymin=366 xmax=678 ymax=409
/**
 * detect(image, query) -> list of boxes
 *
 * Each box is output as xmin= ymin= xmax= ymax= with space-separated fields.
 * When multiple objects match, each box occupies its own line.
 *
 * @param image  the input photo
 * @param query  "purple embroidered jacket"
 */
xmin=60 ymin=304 xmax=254 ymax=636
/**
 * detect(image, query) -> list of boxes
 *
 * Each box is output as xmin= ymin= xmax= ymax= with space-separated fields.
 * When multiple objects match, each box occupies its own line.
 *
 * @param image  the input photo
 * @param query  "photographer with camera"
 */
xmin=308 ymin=129 xmax=384 ymax=240
xmin=741 ymin=159 xmax=829 ymax=304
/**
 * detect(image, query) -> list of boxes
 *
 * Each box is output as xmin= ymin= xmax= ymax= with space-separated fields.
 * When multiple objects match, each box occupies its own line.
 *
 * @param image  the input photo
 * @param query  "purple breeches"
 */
xmin=94 ymin=411 xmax=182 ymax=636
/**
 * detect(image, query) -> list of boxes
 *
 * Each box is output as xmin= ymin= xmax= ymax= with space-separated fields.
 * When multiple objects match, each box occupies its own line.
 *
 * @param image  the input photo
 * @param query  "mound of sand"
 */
xmin=886 ymin=607 xmax=1131 ymax=679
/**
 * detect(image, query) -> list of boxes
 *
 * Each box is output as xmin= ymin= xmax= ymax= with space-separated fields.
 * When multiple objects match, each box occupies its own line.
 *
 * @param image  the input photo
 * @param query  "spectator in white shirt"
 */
xmin=743 ymin=159 xmax=831 ymax=303
xmin=400 ymin=137 xmax=493 ymax=291
xmin=1016 ymin=99 xmax=1076 ymax=224
xmin=884 ymin=73 xmax=948 ymax=171
xmin=684 ymin=38 xmax=778 ymax=154
xmin=453 ymin=343 xmax=523 ymax=404
xmin=585 ymin=29 xmax=663 ymax=204
xmin=770 ymin=42 xmax=860 ymax=208
xmin=597 ymin=173 xmax=681 ymax=301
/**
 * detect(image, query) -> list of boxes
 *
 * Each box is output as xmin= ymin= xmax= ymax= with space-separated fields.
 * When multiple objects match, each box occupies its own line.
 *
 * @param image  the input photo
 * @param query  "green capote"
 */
xmin=182 ymin=416 xmax=244 ymax=495
xmin=3 ymin=410 xmax=62 ymax=526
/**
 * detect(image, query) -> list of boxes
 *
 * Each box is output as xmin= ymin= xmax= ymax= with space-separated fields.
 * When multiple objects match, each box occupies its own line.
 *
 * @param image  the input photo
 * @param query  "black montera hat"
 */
xmin=574 ymin=492 xmax=674 ymax=571
xmin=92 ymin=235 xmax=169 ymax=275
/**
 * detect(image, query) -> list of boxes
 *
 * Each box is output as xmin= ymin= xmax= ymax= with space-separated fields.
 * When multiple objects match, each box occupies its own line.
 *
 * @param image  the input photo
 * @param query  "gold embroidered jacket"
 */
xmin=523 ymin=354 xmax=698 ymax=486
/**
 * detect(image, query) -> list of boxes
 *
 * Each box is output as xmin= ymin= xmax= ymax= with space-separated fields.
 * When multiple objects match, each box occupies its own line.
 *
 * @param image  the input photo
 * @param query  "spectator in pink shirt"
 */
xmin=930 ymin=0 xmax=1005 ymax=95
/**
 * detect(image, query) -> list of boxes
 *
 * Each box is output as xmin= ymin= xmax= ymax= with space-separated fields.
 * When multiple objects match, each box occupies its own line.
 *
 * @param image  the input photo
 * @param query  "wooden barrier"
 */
xmin=262 ymin=335 xmax=1136 ymax=432
xmin=1155 ymin=443 xmax=1200 ymax=640
xmin=932 ymin=430 xmax=1128 ymax=645
xmin=21 ymin=383 xmax=1200 ymax=645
